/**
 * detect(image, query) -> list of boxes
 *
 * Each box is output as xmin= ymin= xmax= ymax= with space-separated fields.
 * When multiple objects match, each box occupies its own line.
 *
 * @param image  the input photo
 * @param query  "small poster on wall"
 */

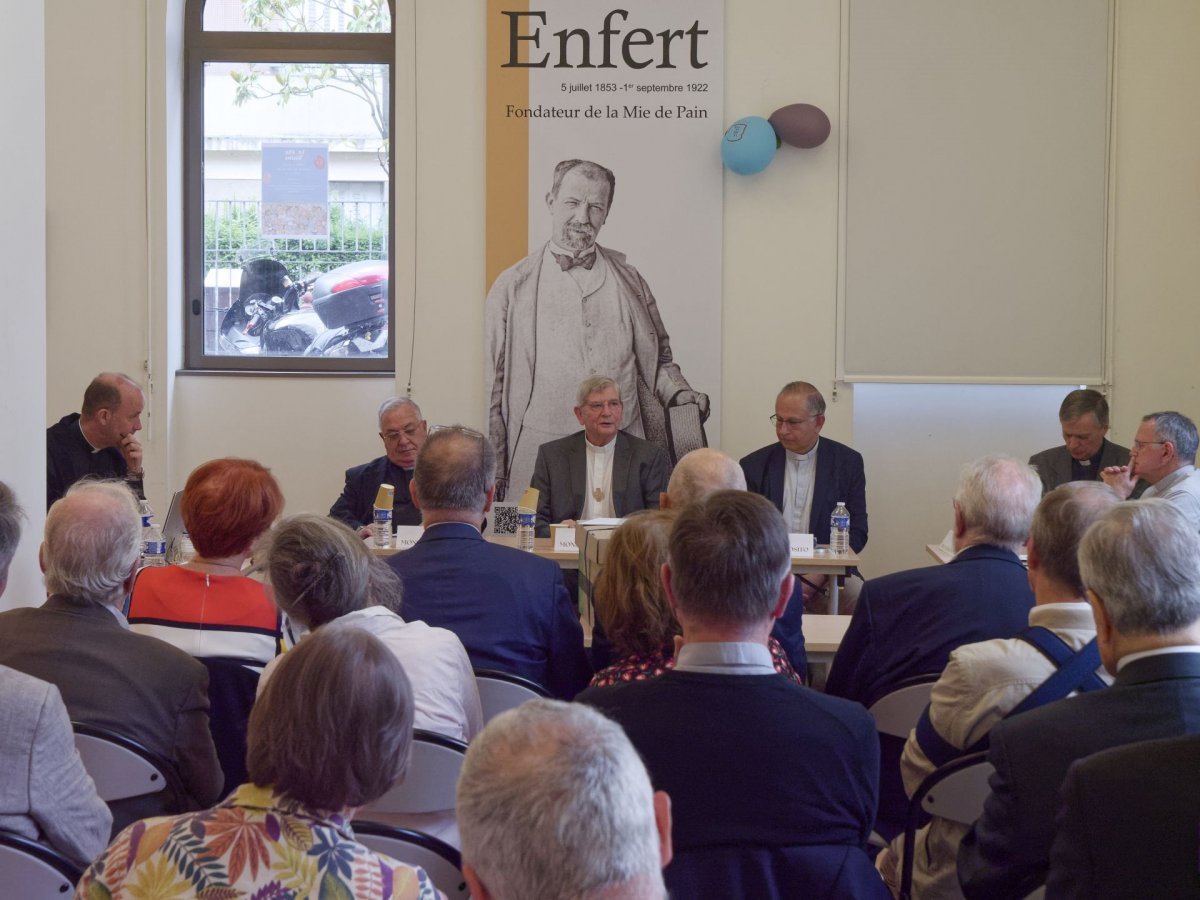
xmin=261 ymin=142 xmax=329 ymax=239
xmin=484 ymin=0 xmax=725 ymax=501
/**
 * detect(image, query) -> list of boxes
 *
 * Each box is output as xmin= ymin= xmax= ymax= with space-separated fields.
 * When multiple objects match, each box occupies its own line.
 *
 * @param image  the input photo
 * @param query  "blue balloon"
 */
xmin=721 ymin=116 xmax=778 ymax=175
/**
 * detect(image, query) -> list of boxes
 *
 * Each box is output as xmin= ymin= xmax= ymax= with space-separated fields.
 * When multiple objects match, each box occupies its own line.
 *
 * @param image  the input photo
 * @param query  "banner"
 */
xmin=261 ymin=142 xmax=329 ymax=239
xmin=485 ymin=1 xmax=724 ymax=499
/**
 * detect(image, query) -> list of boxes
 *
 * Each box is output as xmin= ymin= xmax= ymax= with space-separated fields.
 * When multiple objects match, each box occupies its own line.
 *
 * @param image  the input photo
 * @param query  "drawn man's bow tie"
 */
xmin=553 ymin=251 xmax=597 ymax=271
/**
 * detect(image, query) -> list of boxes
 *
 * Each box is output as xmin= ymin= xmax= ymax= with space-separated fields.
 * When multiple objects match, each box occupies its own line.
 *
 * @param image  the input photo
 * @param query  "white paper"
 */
xmin=789 ymin=532 xmax=815 ymax=556
xmin=393 ymin=526 xmax=424 ymax=551
xmin=553 ymin=525 xmax=579 ymax=553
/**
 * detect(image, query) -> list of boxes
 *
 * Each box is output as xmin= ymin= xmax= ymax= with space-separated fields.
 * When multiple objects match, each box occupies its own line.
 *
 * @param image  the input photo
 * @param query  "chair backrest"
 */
xmin=198 ymin=656 xmax=263 ymax=797
xmin=0 ymin=829 xmax=82 ymax=897
xmin=867 ymin=678 xmax=937 ymax=738
xmin=899 ymin=751 xmax=994 ymax=899
xmin=358 ymin=729 xmax=468 ymax=816
xmin=473 ymin=669 xmax=549 ymax=725
xmin=353 ymin=823 xmax=470 ymax=899
xmin=72 ymin=723 xmax=181 ymax=803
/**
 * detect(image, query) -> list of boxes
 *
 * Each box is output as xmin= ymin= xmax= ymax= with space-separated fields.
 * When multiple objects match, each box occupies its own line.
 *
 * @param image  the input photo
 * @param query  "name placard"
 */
xmin=393 ymin=526 xmax=424 ymax=551
xmin=789 ymin=533 xmax=815 ymax=557
xmin=553 ymin=525 xmax=578 ymax=553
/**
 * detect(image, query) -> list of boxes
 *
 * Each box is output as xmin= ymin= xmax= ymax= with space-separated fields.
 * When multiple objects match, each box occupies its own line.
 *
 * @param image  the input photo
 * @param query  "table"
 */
xmin=801 ymin=614 xmax=853 ymax=665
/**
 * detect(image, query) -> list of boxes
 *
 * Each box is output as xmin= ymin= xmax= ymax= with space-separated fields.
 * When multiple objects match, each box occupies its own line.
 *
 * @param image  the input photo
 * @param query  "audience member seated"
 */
xmin=77 ymin=626 xmax=438 ymax=899
xmin=958 ymin=499 xmax=1200 ymax=898
xmin=531 ymin=375 xmax=670 ymax=537
xmin=589 ymin=508 xmax=802 ymax=688
xmin=458 ymin=699 xmax=672 ymax=900
xmin=741 ymin=380 xmax=868 ymax=613
xmin=1102 ymin=409 xmax=1200 ymax=530
xmin=387 ymin=425 xmax=592 ymax=699
xmin=46 ymin=372 xmax=146 ymax=509
xmin=0 ymin=481 xmax=222 ymax=834
xmin=0 ymin=481 xmax=111 ymax=867
xmin=1028 ymin=388 xmax=1133 ymax=494
xmin=876 ymin=481 xmax=1117 ymax=899
xmin=664 ymin=446 xmax=807 ymax=672
xmin=329 ymin=396 xmax=428 ymax=535
xmin=579 ymin=491 xmax=882 ymax=899
xmin=825 ymin=455 xmax=1040 ymax=838
xmin=260 ymin=513 xmax=482 ymax=743
xmin=127 ymin=457 xmax=284 ymax=663
xmin=1047 ymin=734 xmax=1200 ymax=899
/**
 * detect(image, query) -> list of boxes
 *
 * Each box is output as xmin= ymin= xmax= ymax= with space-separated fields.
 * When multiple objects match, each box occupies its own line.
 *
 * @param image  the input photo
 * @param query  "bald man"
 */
xmin=46 ymin=373 xmax=145 ymax=509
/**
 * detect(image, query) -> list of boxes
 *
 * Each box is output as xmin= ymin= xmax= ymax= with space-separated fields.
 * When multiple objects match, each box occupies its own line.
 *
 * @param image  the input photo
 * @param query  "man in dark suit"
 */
xmin=741 ymin=380 xmax=867 ymax=614
xmin=959 ymin=499 xmax=1200 ymax=899
xmin=387 ymin=425 xmax=591 ymax=699
xmin=1028 ymin=388 xmax=1132 ymax=495
xmin=328 ymin=397 xmax=428 ymax=535
xmin=530 ymin=375 xmax=670 ymax=537
xmin=824 ymin=455 xmax=1041 ymax=836
xmin=1046 ymin=734 xmax=1200 ymax=900
xmin=0 ymin=481 xmax=222 ymax=835
xmin=579 ymin=491 xmax=883 ymax=898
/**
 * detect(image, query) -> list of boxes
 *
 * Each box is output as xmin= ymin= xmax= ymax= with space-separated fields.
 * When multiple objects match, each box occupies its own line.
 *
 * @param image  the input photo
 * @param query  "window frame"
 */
xmin=183 ymin=0 xmax=396 ymax=374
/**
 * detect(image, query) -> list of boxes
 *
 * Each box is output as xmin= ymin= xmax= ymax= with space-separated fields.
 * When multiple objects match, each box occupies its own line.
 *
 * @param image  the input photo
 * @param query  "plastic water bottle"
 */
xmin=137 ymin=500 xmax=166 ymax=566
xmin=517 ymin=508 xmax=536 ymax=552
xmin=372 ymin=483 xmax=395 ymax=549
xmin=830 ymin=501 xmax=851 ymax=554
xmin=176 ymin=531 xmax=196 ymax=564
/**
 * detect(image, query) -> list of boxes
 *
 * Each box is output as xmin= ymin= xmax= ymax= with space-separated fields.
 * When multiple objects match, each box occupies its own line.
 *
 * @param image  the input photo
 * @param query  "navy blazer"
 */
xmin=328 ymin=455 xmax=421 ymax=529
xmin=740 ymin=437 xmax=868 ymax=551
xmin=386 ymin=522 xmax=592 ymax=699
xmin=1047 ymin=734 xmax=1200 ymax=900
xmin=824 ymin=544 xmax=1034 ymax=707
xmin=530 ymin=431 xmax=669 ymax=537
xmin=960 ymin=652 xmax=1200 ymax=899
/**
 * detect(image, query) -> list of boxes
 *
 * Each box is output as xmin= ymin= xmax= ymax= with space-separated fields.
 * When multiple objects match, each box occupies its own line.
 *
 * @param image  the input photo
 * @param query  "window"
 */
xmin=185 ymin=0 xmax=395 ymax=372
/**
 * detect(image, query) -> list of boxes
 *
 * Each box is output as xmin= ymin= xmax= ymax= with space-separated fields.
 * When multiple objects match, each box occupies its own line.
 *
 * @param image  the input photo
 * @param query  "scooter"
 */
xmin=218 ymin=257 xmax=388 ymax=357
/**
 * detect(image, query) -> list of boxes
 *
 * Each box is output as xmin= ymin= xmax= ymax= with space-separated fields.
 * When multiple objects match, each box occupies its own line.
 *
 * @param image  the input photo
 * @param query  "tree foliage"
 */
xmin=230 ymin=0 xmax=391 ymax=172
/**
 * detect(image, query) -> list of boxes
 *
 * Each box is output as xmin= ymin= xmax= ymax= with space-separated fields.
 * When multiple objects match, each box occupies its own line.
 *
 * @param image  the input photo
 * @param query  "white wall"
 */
xmin=0 ymin=0 xmax=47 ymax=610
xmin=32 ymin=1 xmax=1200 ymax=595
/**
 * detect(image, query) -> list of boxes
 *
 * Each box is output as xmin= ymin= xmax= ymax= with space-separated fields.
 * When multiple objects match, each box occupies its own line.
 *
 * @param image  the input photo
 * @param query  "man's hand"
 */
xmin=670 ymin=390 xmax=711 ymax=423
xmin=356 ymin=525 xmax=373 ymax=539
xmin=1101 ymin=464 xmax=1137 ymax=500
xmin=120 ymin=433 xmax=143 ymax=477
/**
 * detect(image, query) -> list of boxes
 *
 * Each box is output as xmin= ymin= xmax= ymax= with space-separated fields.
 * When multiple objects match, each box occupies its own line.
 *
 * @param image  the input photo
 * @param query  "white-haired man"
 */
xmin=46 ymin=372 xmax=145 ymax=509
xmin=458 ymin=699 xmax=672 ymax=900
xmin=877 ymin=481 xmax=1118 ymax=899
xmin=824 ymin=456 xmax=1041 ymax=838
xmin=329 ymin=396 xmax=429 ymax=534
xmin=531 ymin=375 xmax=670 ymax=536
xmin=0 ymin=481 xmax=222 ymax=835
xmin=1102 ymin=409 xmax=1200 ymax=530
xmin=960 ymin=499 xmax=1200 ymax=898
xmin=0 ymin=482 xmax=111 ymax=865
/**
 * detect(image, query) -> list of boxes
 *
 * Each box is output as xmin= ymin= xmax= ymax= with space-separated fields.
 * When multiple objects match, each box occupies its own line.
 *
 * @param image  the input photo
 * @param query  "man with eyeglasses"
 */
xmin=530 ymin=375 xmax=670 ymax=537
xmin=328 ymin=397 xmax=428 ymax=536
xmin=740 ymin=381 xmax=868 ymax=611
xmin=1101 ymin=410 xmax=1200 ymax=530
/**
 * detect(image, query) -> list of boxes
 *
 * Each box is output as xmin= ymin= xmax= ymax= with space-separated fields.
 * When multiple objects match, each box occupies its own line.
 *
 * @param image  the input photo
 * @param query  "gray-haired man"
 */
xmin=1102 ymin=410 xmax=1200 ymax=530
xmin=458 ymin=699 xmax=672 ymax=900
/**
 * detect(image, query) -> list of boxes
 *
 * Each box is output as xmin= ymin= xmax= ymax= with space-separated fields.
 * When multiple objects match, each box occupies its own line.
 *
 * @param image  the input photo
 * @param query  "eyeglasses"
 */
xmin=770 ymin=414 xmax=815 ymax=429
xmin=381 ymin=425 xmax=424 ymax=443
xmin=1132 ymin=439 xmax=1167 ymax=450
xmin=583 ymin=399 xmax=623 ymax=412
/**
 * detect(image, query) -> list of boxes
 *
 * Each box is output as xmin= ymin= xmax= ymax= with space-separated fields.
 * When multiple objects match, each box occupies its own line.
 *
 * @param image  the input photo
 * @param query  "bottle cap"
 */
xmin=374 ymin=484 xmax=395 ymax=508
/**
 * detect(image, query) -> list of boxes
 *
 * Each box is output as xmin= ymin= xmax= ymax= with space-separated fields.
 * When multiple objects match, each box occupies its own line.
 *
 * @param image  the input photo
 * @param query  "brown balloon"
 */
xmin=768 ymin=103 xmax=831 ymax=149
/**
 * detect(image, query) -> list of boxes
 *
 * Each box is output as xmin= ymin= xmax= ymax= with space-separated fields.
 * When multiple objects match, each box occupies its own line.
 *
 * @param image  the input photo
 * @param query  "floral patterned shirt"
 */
xmin=76 ymin=783 xmax=439 ymax=899
xmin=589 ymin=637 xmax=805 ymax=688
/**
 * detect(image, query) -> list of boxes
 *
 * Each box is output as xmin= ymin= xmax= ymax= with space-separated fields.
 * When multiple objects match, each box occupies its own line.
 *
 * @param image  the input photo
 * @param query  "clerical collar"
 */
xmin=785 ymin=437 xmax=819 ymax=464
xmin=586 ymin=436 xmax=616 ymax=454
xmin=77 ymin=419 xmax=103 ymax=454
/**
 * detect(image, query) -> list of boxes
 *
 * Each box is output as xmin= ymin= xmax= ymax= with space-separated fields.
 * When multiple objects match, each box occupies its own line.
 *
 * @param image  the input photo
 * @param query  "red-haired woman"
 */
xmin=128 ymin=458 xmax=284 ymax=663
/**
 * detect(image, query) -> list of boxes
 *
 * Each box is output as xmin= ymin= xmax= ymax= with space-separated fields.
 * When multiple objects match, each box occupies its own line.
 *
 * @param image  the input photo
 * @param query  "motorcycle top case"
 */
xmin=312 ymin=260 xmax=388 ymax=329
